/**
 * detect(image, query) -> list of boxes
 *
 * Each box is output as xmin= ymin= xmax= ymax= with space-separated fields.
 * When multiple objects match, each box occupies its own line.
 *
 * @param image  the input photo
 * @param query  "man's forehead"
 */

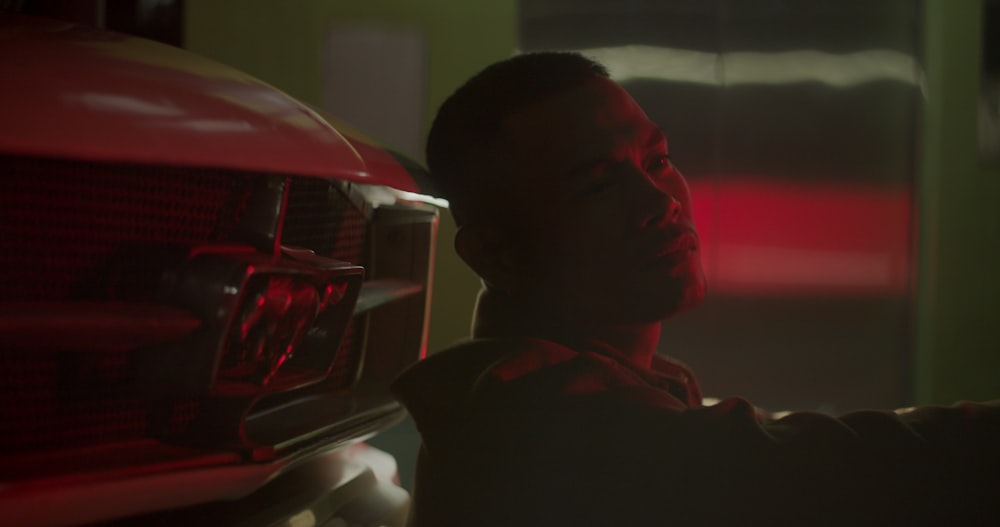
xmin=504 ymin=78 xmax=655 ymax=141
xmin=498 ymin=79 xmax=663 ymax=170
xmin=505 ymin=78 xmax=645 ymax=131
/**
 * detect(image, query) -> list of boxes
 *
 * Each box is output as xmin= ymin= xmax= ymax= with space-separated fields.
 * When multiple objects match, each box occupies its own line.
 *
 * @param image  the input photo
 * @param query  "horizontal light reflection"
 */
xmin=68 ymin=93 xmax=186 ymax=116
xmin=576 ymin=45 xmax=922 ymax=88
xmin=352 ymin=183 xmax=449 ymax=209
xmin=155 ymin=119 xmax=256 ymax=132
xmin=719 ymin=245 xmax=894 ymax=288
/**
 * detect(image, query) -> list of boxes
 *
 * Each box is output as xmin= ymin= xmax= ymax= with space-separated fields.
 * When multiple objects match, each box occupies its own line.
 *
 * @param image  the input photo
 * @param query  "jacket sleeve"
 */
xmin=463 ymin=354 xmax=1000 ymax=526
xmin=651 ymin=396 xmax=1000 ymax=526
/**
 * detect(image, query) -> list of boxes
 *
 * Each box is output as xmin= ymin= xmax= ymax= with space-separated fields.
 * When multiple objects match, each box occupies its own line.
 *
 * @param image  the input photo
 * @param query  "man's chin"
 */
xmin=558 ymin=268 xmax=706 ymax=326
xmin=670 ymin=281 xmax=706 ymax=317
xmin=635 ymin=274 xmax=706 ymax=322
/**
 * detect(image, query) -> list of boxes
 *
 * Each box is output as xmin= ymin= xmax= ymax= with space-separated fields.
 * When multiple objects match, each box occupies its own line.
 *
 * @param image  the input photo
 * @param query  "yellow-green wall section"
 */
xmin=916 ymin=0 xmax=1000 ymax=404
xmin=184 ymin=1 xmax=516 ymax=353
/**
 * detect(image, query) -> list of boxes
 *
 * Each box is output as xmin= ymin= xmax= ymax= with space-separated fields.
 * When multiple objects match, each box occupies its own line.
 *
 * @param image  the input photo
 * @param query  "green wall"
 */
xmin=185 ymin=1 xmax=516 ymax=353
xmin=917 ymin=0 xmax=1000 ymax=404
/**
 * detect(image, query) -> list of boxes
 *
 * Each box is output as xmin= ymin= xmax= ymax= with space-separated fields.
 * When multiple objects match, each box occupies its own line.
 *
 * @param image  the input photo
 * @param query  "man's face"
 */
xmin=493 ymin=76 xmax=705 ymax=325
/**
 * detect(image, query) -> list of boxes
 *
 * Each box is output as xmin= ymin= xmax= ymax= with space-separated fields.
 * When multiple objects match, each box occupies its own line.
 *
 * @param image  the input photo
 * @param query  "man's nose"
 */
xmin=637 ymin=177 xmax=682 ymax=228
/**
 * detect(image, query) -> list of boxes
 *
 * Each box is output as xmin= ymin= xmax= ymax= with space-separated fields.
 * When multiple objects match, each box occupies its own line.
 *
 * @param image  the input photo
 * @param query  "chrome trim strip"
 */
xmin=354 ymin=279 xmax=425 ymax=315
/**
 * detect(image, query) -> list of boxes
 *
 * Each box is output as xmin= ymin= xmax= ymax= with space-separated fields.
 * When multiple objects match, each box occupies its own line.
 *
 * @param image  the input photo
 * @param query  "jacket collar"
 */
xmin=471 ymin=288 xmax=703 ymax=406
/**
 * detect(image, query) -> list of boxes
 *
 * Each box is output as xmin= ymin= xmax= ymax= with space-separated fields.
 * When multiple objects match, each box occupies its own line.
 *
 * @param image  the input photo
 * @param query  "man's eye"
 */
xmin=647 ymin=154 xmax=673 ymax=172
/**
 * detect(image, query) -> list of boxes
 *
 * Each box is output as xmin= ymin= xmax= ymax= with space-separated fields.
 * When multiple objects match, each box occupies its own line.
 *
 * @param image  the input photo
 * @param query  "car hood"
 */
xmin=0 ymin=13 xmax=434 ymax=196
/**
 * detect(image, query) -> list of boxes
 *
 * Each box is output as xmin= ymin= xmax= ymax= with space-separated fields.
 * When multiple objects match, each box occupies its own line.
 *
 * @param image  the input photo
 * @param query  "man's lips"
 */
xmin=643 ymin=229 xmax=699 ymax=268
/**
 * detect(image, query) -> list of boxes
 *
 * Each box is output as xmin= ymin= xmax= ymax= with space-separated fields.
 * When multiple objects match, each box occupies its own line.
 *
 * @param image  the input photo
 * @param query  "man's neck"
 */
xmin=472 ymin=288 xmax=663 ymax=370
xmin=577 ymin=322 xmax=661 ymax=370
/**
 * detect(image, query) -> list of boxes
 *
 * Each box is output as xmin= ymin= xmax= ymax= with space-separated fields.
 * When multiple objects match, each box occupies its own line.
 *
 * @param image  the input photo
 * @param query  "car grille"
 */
xmin=0 ymin=350 xmax=198 ymax=452
xmin=283 ymin=177 xmax=368 ymax=263
xmin=0 ymin=157 xmax=254 ymax=302
xmin=0 ymin=157 xmax=369 ymax=454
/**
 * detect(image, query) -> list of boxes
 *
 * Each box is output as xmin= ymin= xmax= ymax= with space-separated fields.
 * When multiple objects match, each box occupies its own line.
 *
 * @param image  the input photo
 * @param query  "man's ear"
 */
xmin=454 ymin=224 xmax=522 ymax=292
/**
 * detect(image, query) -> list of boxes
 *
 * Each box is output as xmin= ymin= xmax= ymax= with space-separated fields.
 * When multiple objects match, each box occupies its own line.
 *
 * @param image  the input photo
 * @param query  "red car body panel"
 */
xmin=0 ymin=13 xmax=421 ymax=193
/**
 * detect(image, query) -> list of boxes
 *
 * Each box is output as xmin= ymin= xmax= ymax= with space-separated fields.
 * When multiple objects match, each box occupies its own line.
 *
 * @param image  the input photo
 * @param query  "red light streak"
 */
xmin=689 ymin=177 xmax=911 ymax=296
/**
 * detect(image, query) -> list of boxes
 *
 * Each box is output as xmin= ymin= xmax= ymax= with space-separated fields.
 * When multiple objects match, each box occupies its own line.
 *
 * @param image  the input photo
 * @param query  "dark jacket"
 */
xmin=392 ymin=292 xmax=1000 ymax=526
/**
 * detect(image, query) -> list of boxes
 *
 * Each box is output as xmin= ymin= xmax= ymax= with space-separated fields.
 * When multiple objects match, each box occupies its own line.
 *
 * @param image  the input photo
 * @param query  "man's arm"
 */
xmin=467 ymin=353 xmax=1000 ymax=526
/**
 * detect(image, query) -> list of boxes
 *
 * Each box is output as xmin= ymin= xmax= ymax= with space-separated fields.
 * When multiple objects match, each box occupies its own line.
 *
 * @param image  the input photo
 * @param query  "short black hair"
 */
xmin=426 ymin=51 xmax=610 ymax=226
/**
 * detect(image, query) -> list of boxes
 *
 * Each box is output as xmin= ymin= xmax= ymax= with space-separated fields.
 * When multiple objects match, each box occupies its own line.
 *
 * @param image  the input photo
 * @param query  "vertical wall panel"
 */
xmin=322 ymin=26 xmax=427 ymax=160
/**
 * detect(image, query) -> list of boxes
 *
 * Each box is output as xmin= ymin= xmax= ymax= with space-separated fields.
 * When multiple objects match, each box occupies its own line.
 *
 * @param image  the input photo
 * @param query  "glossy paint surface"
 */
xmin=0 ymin=14 xmax=420 ymax=193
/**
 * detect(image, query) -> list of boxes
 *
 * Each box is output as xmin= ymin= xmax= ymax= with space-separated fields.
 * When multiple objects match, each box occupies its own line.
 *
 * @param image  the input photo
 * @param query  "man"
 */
xmin=392 ymin=52 xmax=1000 ymax=526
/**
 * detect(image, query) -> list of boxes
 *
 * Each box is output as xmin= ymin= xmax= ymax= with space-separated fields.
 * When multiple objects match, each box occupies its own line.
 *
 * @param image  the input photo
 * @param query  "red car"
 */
xmin=0 ymin=12 xmax=440 ymax=527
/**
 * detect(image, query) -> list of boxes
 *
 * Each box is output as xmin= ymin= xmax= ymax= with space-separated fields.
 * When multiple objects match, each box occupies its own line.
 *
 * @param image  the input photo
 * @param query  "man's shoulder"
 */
xmin=392 ymin=336 xmax=682 ymax=416
xmin=400 ymin=336 xmax=581 ymax=383
xmin=394 ymin=336 xmax=616 ymax=395
xmin=389 ymin=337 xmax=576 ymax=413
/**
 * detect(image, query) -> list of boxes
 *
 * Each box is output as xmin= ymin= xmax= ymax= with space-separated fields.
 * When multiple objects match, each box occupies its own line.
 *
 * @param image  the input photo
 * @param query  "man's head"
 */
xmin=427 ymin=52 xmax=705 ymax=326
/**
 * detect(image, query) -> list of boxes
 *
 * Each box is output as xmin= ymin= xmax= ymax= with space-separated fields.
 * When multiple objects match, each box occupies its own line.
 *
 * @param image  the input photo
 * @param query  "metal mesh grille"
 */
xmin=282 ymin=178 xmax=368 ymax=265
xmin=328 ymin=316 xmax=362 ymax=389
xmin=1 ymin=160 xmax=371 ymax=453
xmin=0 ymin=350 xmax=199 ymax=452
xmin=0 ymin=350 xmax=141 ymax=451
xmin=0 ymin=156 xmax=254 ymax=302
